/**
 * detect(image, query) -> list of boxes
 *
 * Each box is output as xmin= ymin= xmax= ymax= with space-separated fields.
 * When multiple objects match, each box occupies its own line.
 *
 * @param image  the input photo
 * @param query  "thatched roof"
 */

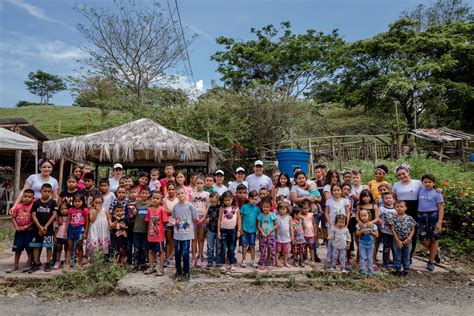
xmin=43 ymin=118 xmax=222 ymax=170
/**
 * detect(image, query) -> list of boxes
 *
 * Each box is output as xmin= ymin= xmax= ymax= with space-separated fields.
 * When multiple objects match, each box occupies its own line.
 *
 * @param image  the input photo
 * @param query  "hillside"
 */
xmin=0 ymin=105 xmax=130 ymax=139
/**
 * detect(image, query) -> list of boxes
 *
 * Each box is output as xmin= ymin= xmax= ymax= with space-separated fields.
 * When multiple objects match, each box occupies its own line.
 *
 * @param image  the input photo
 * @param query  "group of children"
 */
xmin=10 ymin=162 xmax=444 ymax=280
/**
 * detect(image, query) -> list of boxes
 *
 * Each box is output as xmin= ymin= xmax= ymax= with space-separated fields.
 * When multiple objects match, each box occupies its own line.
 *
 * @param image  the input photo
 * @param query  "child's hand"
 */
xmin=237 ymin=230 xmax=241 ymax=238
xmin=217 ymin=232 xmax=221 ymax=240
xmin=435 ymin=222 xmax=442 ymax=232
xmin=396 ymin=239 xmax=403 ymax=249
xmin=82 ymin=233 xmax=87 ymax=240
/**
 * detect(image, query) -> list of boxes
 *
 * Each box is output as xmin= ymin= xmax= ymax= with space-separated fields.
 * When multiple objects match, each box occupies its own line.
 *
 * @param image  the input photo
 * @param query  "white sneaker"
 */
xmin=341 ymin=269 xmax=349 ymax=274
xmin=250 ymin=260 xmax=258 ymax=268
xmin=328 ymin=267 xmax=336 ymax=272
xmin=230 ymin=264 xmax=237 ymax=272
xmin=53 ymin=262 xmax=61 ymax=270
xmin=241 ymin=260 xmax=247 ymax=268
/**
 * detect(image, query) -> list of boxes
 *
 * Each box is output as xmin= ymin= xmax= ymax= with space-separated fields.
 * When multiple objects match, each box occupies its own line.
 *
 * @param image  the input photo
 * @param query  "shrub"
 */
xmin=440 ymin=179 xmax=474 ymax=238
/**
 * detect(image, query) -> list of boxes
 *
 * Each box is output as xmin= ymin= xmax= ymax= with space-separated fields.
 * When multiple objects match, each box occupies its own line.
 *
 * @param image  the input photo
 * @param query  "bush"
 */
xmin=440 ymin=179 xmax=474 ymax=238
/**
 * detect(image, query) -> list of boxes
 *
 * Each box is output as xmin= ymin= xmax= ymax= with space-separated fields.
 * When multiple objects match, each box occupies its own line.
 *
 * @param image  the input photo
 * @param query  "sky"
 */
xmin=0 ymin=0 xmax=443 ymax=107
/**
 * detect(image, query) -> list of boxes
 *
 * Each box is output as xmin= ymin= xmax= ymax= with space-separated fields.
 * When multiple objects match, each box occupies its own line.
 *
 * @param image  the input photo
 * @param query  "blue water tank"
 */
xmin=276 ymin=149 xmax=311 ymax=176
xmin=470 ymin=152 xmax=474 ymax=162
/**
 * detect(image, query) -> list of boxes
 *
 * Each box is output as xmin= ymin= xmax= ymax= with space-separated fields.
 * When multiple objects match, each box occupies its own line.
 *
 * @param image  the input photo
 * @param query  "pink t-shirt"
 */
xmin=68 ymin=207 xmax=89 ymax=226
xmin=221 ymin=206 xmax=238 ymax=230
xmin=191 ymin=191 xmax=209 ymax=217
xmin=303 ymin=212 xmax=315 ymax=237
xmin=12 ymin=203 xmax=33 ymax=228
xmin=145 ymin=207 xmax=169 ymax=242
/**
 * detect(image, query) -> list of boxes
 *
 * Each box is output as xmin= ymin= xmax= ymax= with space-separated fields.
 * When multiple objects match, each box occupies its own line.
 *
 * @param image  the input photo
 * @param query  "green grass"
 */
xmin=0 ymin=105 xmax=130 ymax=139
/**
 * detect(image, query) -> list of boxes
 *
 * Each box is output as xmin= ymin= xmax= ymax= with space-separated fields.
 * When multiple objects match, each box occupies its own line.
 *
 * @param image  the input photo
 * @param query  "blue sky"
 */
xmin=0 ymin=0 xmax=440 ymax=107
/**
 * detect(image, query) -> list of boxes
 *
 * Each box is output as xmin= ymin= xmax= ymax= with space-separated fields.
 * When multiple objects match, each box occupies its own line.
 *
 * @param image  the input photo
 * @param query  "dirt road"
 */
xmin=1 ymin=283 xmax=472 ymax=315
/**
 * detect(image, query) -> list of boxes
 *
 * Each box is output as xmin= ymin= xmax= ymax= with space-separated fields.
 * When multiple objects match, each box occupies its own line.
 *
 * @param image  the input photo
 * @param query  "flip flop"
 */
xmin=156 ymin=269 xmax=164 ymax=276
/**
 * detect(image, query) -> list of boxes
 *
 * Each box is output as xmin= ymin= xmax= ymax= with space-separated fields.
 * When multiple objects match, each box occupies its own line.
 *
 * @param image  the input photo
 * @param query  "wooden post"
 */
xmin=373 ymin=139 xmax=377 ymax=164
xmin=460 ymin=141 xmax=466 ymax=172
xmin=308 ymin=139 xmax=314 ymax=178
xmin=58 ymin=158 xmax=65 ymax=191
xmin=338 ymin=140 xmax=343 ymax=171
xmin=362 ymin=138 xmax=366 ymax=160
xmin=207 ymin=130 xmax=211 ymax=173
xmin=331 ymin=138 xmax=335 ymax=161
xmin=439 ymin=142 xmax=444 ymax=162
xmin=14 ymin=150 xmax=21 ymax=199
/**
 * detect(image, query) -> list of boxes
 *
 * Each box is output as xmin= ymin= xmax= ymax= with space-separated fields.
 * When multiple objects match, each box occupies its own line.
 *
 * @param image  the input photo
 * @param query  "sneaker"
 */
xmin=183 ymin=273 xmax=190 ymax=281
xmin=402 ymin=270 xmax=409 ymax=276
xmin=164 ymin=259 xmax=170 ymax=267
xmin=299 ymin=260 xmax=305 ymax=267
xmin=219 ymin=266 xmax=227 ymax=273
xmin=328 ymin=267 xmax=336 ymax=272
xmin=26 ymin=264 xmax=39 ymax=274
xmin=314 ymin=254 xmax=321 ymax=263
xmin=53 ymin=262 xmax=61 ymax=270
xmin=368 ymin=269 xmax=377 ymax=275
xmin=434 ymin=253 xmax=441 ymax=264
xmin=230 ymin=265 xmax=237 ymax=272
xmin=427 ymin=261 xmax=435 ymax=271
xmin=250 ymin=260 xmax=258 ymax=268
xmin=395 ymin=270 xmax=402 ymax=277
xmin=241 ymin=260 xmax=247 ymax=268
xmin=206 ymin=261 xmax=213 ymax=268
xmin=341 ymin=269 xmax=349 ymax=274
xmin=173 ymin=272 xmax=182 ymax=280
xmin=44 ymin=263 xmax=52 ymax=272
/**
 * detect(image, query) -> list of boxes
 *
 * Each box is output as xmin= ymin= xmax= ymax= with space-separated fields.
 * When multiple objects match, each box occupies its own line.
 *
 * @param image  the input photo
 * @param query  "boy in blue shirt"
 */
xmin=239 ymin=190 xmax=260 ymax=268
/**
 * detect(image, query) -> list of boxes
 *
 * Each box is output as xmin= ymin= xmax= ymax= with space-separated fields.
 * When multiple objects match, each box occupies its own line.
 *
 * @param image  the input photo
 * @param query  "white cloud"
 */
xmin=5 ymin=0 xmax=75 ymax=31
xmin=165 ymin=75 xmax=206 ymax=97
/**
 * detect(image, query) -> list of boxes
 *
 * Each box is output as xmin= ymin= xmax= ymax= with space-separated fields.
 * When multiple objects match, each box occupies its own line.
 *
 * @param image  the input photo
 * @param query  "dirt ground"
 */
xmin=0 ymin=282 xmax=473 ymax=315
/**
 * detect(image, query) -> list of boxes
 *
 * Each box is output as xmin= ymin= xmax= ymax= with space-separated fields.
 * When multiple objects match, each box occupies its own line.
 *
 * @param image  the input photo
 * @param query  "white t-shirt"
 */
xmin=326 ymin=198 xmax=350 ymax=226
xmin=228 ymin=181 xmax=249 ymax=194
xmin=109 ymin=177 xmax=120 ymax=193
xmin=102 ymin=192 xmax=116 ymax=212
xmin=213 ymin=184 xmax=228 ymax=196
xmin=323 ymin=184 xmax=332 ymax=199
xmin=392 ymin=180 xmax=423 ymax=201
xmin=26 ymin=174 xmax=59 ymax=199
xmin=276 ymin=214 xmax=291 ymax=243
xmin=246 ymin=174 xmax=273 ymax=192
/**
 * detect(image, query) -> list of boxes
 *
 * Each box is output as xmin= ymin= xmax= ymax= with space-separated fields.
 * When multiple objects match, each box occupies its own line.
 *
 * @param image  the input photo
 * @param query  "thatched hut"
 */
xmin=43 ymin=118 xmax=222 ymax=172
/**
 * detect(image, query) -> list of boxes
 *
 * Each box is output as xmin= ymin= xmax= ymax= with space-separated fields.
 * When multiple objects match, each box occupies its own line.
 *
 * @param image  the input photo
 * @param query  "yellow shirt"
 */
xmin=368 ymin=180 xmax=390 ymax=201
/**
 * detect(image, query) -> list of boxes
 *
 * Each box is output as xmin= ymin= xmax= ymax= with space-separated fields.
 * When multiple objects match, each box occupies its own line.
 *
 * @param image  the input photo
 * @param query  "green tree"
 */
xmin=211 ymin=22 xmax=344 ymax=98
xmin=24 ymin=70 xmax=66 ymax=104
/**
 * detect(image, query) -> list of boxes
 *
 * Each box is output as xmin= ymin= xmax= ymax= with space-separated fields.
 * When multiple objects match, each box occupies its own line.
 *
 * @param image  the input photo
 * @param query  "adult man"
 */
xmin=212 ymin=170 xmax=228 ymax=196
xmin=246 ymin=160 xmax=272 ymax=192
xmin=109 ymin=163 xmax=123 ymax=193
xmin=228 ymin=167 xmax=249 ymax=194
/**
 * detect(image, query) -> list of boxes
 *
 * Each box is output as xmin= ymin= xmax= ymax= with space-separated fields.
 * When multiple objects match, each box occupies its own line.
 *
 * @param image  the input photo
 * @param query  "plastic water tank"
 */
xmin=276 ymin=149 xmax=311 ymax=176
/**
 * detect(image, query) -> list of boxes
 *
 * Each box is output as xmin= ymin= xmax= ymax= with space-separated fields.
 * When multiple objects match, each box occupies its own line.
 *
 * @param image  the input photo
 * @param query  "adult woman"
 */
xmin=108 ymin=163 xmax=123 ymax=193
xmin=367 ymin=164 xmax=391 ymax=203
xmin=11 ymin=159 xmax=59 ymax=210
xmin=392 ymin=164 xmax=422 ymax=260
xmin=323 ymin=169 xmax=341 ymax=201
xmin=290 ymin=171 xmax=321 ymax=205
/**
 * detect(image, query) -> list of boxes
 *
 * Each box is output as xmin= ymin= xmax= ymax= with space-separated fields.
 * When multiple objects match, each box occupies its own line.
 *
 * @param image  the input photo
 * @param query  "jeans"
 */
xmin=220 ymin=228 xmax=236 ymax=265
xmin=359 ymin=243 xmax=374 ymax=271
xmin=174 ymin=239 xmax=191 ymax=275
xmin=133 ymin=232 xmax=148 ymax=266
xmin=381 ymin=232 xmax=394 ymax=266
xmin=206 ymin=230 xmax=221 ymax=264
xmin=332 ymin=247 xmax=347 ymax=269
xmin=392 ymin=240 xmax=412 ymax=271
xmin=126 ymin=229 xmax=134 ymax=264
xmin=313 ymin=213 xmax=319 ymax=255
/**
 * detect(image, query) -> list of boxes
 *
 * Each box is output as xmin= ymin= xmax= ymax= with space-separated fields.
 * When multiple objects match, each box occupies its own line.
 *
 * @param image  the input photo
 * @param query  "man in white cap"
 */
xmin=228 ymin=167 xmax=249 ymax=194
xmin=212 ymin=169 xmax=228 ymax=196
xmin=109 ymin=163 xmax=123 ymax=193
xmin=246 ymin=160 xmax=272 ymax=192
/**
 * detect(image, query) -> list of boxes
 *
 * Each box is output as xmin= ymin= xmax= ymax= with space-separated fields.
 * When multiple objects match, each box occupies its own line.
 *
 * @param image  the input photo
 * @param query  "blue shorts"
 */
xmin=418 ymin=211 xmax=441 ymax=241
xmin=12 ymin=230 xmax=33 ymax=253
xmin=29 ymin=232 xmax=54 ymax=248
xmin=148 ymin=241 xmax=164 ymax=253
xmin=67 ymin=225 xmax=83 ymax=241
xmin=241 ymin=231 xmax=256 ymax=247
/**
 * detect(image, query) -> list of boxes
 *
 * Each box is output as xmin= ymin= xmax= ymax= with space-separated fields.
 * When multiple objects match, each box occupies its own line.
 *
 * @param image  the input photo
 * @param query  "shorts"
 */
xmin=305 ymin=237 xmax=315 ymax=245
xmin=55 ymin=238 xmax=68 ymax=245
xmin=67 ymin=225 xmax=83 ymax=241
xmin=418 ymin=211 xmax=441 ymax=241
xmin=292 ymin=243 xmax=305 ymax=256
xmin=29 ymin=231 xmax=54 ymax=248
xmin=276 ymin=242 xmax=291 ymax=254
xmin=148 ymin=242 xmax=164 ymax=253
xmin=165 ymin=224 xmax=174 ymax=232
xmin=12 ymin=230 xmax=33 ymax=253
xmin=241 ymin=231 xmax=256 ymax=247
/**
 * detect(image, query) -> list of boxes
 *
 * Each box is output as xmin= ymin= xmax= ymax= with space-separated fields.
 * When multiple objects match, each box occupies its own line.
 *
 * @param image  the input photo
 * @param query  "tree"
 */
xmin=24 ymin=70 xmax=66 ymax=104
xmin=211 ymin=21 xmax=344 ymax=98
xmin=75 ymin=0 xmax=189 ymax=103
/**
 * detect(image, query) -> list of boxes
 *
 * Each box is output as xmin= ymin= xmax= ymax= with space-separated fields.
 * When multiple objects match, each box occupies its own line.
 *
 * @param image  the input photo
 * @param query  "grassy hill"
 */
xmin=0 ymin=105 xmax=130 ymax=139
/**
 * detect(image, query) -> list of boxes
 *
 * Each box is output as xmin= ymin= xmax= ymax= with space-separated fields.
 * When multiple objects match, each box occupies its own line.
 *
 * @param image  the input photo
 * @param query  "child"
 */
xmin=349 ymin=170 xmax=367 ymax=257
xmin=160 ymin=164 xmax=175 ymax=195
xmin=379 ymin=192 xmax=397 ymax=269
xmin=390 ymin=200 xmax=416 ymax=276
xmin=109 ymin=204 xmax=129 ymax=265
xmin=325 ymin=184 xmax=350 ymax=268
xmin=275 ymin=201 xmax=292 ymax=268
xmin=377 ymin=184 xmax=391 ymax=207
xmin=418 ymin=174 xmax=444 ymax=271
xmin=291 ymin=207 xmax=305 ymax=267
xmin=218 ymin=190 xmax=241 ymax=272
xmin=99 ymin=178 xmax=115 ymax=212
xmin=78 ymin=172 xmax=101 ymax=209
xmin=132 ymin=186 xmax=151 ymax=271
xmin=144 ymin=192 xmax=168 ymax=276
xmin=329 ymin=214 xmax=351 ymax=272
xmin=10 ymin=189 xmax=34 ymax=272
xmin=172 ymin=187 xmax=198 ymax=281
xmin=86 ymin=197 xmax=111 ymax=258
xmin=342 ymin=171 xmax=352 ymax=184
xmin=28 ymin=184 xmax=58 ymax=273
xmin=163 ymin=181 xmax=178 ymax=267
xmin=148 ymin=168 xmax=161 ymax=193
xmin=239 ymin=190 xmax=260 ymax=268
xmin=190 ymin=176 xmax=209 ymax=267
xmin=300 ymin=200 xmax=317 ymax=266
xmin=72 ymin=165 xmax=84 ymax=190
xmin=60 ymin=175 xmax=78 ymax=208
xmin=175 ymin=171 xmax=193 ymax=202
xmin=272 ymin=172 xmax=291 ymax=205
xmin=65 ymin=194 xmax=89 ymax=269
xmin=126 ymin=186 xmax=138 ymax=265
xmin=136 ymin=172 xmax=149 ymax=194
xmin=204 ymin=174 xmax=217 ymax=194
xmin=109 ymin=185 xmax=129 ymax=214
xmin=357 ymin=189 xmax=380 ymax=265
xmin=213 ymin=170 xmax=228 ymax=196
xmin=235 ymin=184 xmax=248 ymax=208
xmin=206 ymin=192 xmax=222 ymax=268
xmin=53 ymin=204 xmax=68 ymax=269
xmin=368 ymin=165 xmax=390 ymax=203
xmin=257 ymin=197 xmax=277 ymax=270
xmin=356 ymin=209 xmax=378 ymax=274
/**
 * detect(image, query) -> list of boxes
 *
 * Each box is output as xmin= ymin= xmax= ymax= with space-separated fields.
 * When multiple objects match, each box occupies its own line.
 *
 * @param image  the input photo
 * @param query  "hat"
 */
xmin=214 ymin=169 xmax=224 ymax=176
xmin=254 ymin=160 xmax=264 ymax=166
xmin=113 ymin=163 xmax=123 ymax=170
xmin=235 ymin=167 xmax=245 ymax=173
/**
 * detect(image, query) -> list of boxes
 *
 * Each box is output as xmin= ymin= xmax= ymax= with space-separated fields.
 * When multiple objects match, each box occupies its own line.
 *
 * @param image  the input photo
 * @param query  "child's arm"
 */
xmin=312 ymin=216 xmax=317 ymax=237
xmin=217 ymin=207 xmax=223 ymax=239
xmin=89 ymin=208 xmax=98 ymax=223
xmin=269 ymin=218 xmax=278 ymax=237
xmin=83 ymin=211 xmax=90 ymax=240
xmin=11 ymin=208 xmax=19 ymax=231
xmin=403 ymin=226 xmax=415 ymax=246
xmin=325 ymin=205 xmax=331 ymax=227
xmin=436 ymin=201 xmax=445 ymax=233
xmin=257 ymin=219 xmax=264 ymax=236
xmin=371 ymin=225 xmax=378 ymax=238
xmin=290 ymin=219 xmax=294 ymax=243
xmin=391 ymin=224 xmax=403 ymax=248
xmin=44 ymin=210 xmax=57 ymax=234
xmin=271 ymin=186 xmax=277 ymax=206
xmin=344 ymin=204 xmax=350 ymax=227
xmin=236 ymin=209 xmax=242 ymax=237
xmin=355 ymin=225 xmax=364 ymax=237
xmin=346 ymin=229 xmax=351 ymax=249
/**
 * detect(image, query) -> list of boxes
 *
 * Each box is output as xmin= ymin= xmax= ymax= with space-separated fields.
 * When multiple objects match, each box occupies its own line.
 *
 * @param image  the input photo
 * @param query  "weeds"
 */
xmin=285 ymin=276 xmax=296 ymax=288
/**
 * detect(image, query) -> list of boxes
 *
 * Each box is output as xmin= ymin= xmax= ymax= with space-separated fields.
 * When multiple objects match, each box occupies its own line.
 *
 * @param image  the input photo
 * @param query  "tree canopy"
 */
xmin=24 ymin=70 xmax=66 ymax=105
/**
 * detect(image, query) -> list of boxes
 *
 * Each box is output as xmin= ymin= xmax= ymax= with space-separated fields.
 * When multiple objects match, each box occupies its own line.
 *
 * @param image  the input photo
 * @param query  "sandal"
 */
xmin=156 ymin=269 xmax=164 ymax=276
xmin=144 ymin=268 xmax=155 ymax=275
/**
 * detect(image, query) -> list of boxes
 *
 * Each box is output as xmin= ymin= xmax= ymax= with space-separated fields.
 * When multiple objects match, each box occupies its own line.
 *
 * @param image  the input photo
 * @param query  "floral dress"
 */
xmin=86 ymin=207 xmax=111 ymax=256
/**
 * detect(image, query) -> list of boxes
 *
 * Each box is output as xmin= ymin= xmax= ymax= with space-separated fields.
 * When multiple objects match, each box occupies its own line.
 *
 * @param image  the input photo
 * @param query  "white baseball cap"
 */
xmin=254 ymin=160 xmax=264 ymax=166
xmin=214 ymin=169 xmax=224 ymax=176
xmin=235 ymin=167 xmax=245 ymax=173
xmin=113 ymin=163 xmax=123 ymax=170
